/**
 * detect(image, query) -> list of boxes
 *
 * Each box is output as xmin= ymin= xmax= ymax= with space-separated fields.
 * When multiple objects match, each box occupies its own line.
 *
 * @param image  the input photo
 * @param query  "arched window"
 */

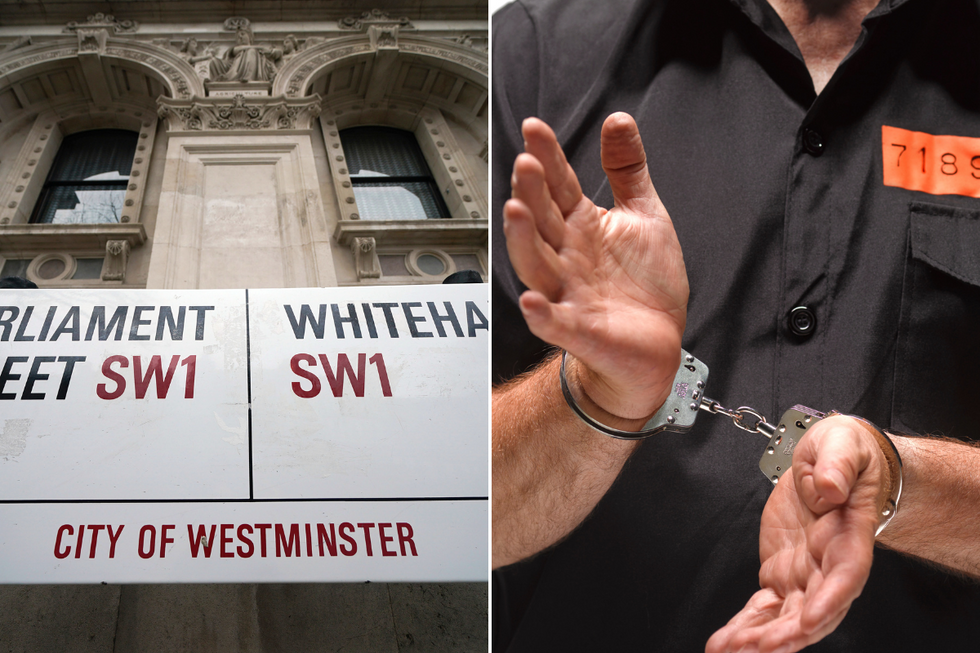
xmin=340 ymin=126 xmax=450 ymax=221
xmin=30 ymin=129 xmax=138 ymax=224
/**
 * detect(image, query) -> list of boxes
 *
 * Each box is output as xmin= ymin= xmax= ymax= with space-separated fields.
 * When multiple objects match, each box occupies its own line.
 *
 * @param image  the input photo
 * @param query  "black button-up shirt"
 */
xmin=492 ymin=0 xmax=980 ymax=650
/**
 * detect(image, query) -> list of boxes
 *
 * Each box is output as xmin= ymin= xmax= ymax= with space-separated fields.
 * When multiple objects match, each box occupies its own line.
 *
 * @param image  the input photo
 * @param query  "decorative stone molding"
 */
xmin=339 ymin=10 xmax=412 ymax=32
xmin=2 ymin=36 xmax=32 ymax=53
xmin=274 ymin=35 xmax=487 ymax=99
xmin=157 ymin=94 xmax=322 ymax=132
xmin=77 ymin=28 xmax=108 ymax=54
xmin=399 ymin=42 xmax=488 ymax=76
xmin=369 ymin=25 xmax=400 ymax=51
xmin=64 ymin=13 xmax=139 ymax=35
xmin=224 ymin=17 xmax=251 ymax=32
xmin=351 ymin=237 xmax=381 ymax=280
xmin=102 ymin=240 xmax=130 ymax=281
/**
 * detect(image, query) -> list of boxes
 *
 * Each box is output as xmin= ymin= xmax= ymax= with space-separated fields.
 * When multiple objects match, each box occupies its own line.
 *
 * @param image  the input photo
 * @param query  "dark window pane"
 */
xmin=352 ymin=181 xmax=449 ymax=221
xmin=47 ymin=130 xmax=138 ymax=182
xmin=1 ymin=259 xmax=31 ymax=278
xmin=33 ymin=185 xmax=126 ymax=224
xmin=341 ymin=127 xmax=429 ymax=178
xmin=73 ymin=258 xmax=105 ymax=279
xmin=31 ymin=129 xmax=136 ymax=225
xmin=36 ymin=258 xmax=66 ymax=280
xmin=416 ymin=254 xmax=446 ymax=275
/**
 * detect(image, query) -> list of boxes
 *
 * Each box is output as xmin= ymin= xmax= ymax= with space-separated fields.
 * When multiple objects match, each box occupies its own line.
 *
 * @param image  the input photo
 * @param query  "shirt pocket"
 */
xmin=893 ymin=201 xmax=980 ymax=438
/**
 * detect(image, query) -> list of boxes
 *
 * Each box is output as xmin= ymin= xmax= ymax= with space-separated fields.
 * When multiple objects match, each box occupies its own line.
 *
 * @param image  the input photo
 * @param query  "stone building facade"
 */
xmin=0 ymin=2 xmax=487 ymax=650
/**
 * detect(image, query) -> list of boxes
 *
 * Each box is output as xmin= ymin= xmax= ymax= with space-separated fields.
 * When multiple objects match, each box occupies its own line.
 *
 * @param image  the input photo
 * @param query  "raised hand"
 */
xmin=706 ymin=416 xmax=889 ymax=653
xmin=503 ymin=113 xmax=689 ymax=420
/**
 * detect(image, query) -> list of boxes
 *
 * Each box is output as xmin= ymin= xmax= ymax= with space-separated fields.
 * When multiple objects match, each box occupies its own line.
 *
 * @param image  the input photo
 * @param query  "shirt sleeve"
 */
xmin=491 ymin=1 xmax=553 ymax=385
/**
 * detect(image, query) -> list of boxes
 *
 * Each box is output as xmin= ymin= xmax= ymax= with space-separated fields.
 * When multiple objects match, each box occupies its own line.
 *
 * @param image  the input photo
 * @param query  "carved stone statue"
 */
xmin=217 ymin=27 xmax=281 ymax=82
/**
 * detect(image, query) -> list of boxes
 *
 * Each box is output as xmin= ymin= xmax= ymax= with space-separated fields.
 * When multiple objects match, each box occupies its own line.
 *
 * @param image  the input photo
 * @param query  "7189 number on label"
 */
xmin=882 ymin=125 xmax=980 ymax=198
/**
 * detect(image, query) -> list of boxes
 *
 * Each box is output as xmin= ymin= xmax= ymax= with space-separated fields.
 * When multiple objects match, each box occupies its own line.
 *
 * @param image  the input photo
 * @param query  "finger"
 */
xmin=518 ymin=291 xmax=591 ymax=352
xmin=600 ymin=112 xmax=664 ymax=217
xmin=511 ymin=153 xmax=565 ymax=250
xmin=705 ymin=590 xmax=782 ymax=653
xmin=503 ymin=198 xmax=562 ymax=299
xmin=521 ymin=117 xmax=584 ymax=215
xmin=756 ymin=609 xmax=849 ymax=653
xmin=800 ymin=542 xmax=872 ymax=634
xmin=795 ymin=420 xmax=871 ymax=513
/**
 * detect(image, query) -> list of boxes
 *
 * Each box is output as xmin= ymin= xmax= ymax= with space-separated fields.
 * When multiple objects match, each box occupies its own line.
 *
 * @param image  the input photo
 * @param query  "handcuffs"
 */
xmin=560 ymin=349 xmax=903 ymax=535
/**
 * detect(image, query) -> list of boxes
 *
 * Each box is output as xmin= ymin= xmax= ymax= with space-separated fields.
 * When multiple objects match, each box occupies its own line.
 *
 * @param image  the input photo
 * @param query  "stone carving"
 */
xmin=369 ymin=25 xmax=399 ymax=50
xmin=450 ymin=34 xmax=488 ymax=52
xmin=0 ymin=49 xmax=77 ymax=76
xmin=223 ymin=17 xmax=251 ymax=32
xmin=399 ymin=43 xmax=488 ymax=75
xmin=103 ymin=240 xmax=130 ymax=281
xmin=338 ymin=9 xmax=413 ymax=31
xmin=77 ymin=28 xmax=108 ymax=54
xmin=212 ymin=27 xmax=282 ymax=82
xmin=158 ymin=94 xmax=321 ymax=131
xmin=351 ymin=237 xmax=381 ymax=280
xmin=64 ymin=13 xmax=138 ymax=34
xmin=180 ymin=38 xmax=225 ymax=81
xmin=2 ymin=36 xmax=32 ymax=53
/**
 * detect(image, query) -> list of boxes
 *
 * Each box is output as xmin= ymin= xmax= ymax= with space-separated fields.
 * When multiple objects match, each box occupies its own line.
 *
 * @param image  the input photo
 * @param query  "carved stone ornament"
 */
xmin=77 ymin=28 xmax=108 ymax=54
xmin=351 ymin=237 xmax=381 ymax=280
xmin=64 ymin=13 xmax=139 ymax=34
xmin=369 ymin=25 xmax=399 ymax=50
xmin=223 ymin=17 xmax=252 ymax=31
xmin=338 ymin=9 xmax=413 ymax=31
xmin=103 ymin=240 xmax=130 ymax=282
xmin=158 ymin=94 xmax=321 ymax=131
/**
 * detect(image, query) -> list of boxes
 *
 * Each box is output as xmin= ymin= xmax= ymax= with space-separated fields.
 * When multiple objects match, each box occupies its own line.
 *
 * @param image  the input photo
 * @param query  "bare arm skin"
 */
xmin=492 ymin=114 xmax=689 ymax=569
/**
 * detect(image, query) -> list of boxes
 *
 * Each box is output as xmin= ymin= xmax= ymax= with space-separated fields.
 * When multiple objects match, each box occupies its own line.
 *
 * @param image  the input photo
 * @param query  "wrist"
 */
xmin=563 ymin=353 xmax=654 ymax=432
xmin=832 ymin=414 xmax=903 ymax=536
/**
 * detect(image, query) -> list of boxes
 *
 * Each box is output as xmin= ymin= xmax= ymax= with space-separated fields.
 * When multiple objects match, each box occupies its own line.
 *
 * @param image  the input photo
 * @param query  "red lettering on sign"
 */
xmin=107 ymin=525 xmax=124 ymax=558
xmin=290 ymin=353 xmax=394 ymax=398
xmin=237 ymin=525 xmax=254 ymax=558
xmin=160 ymin=525 xmax=175 ymax=558
xmin=87 ymin=524 xmax=105 ymax=559
xmin=138 ymin=525 xmax=156 ymax=559
xmin=187 ymin=524 xmax=216 ymax=558
xmin=378 ymin=523 xmax=396 ymax=557
xmin=317 ymin=523 xmax=337 ymax=557
xmin=54 ymin=524 xmax=72 ymax=559
xmin=275 ymin=524 xmax=301 ymax=557
xmin=397 ymin=523 xmax=418 ymax=557
xmin=339 ymin=522 xmax=357 ymax=556
xmin=220 ymin=524 xmax=234 ymax=558
xmin=97 ymin=356 xmax=128 ymax=399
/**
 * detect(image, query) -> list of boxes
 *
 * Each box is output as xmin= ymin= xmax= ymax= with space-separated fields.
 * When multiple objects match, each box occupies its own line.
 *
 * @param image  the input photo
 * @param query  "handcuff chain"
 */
xmin=700 ymin=397 xmax=774 ymax=438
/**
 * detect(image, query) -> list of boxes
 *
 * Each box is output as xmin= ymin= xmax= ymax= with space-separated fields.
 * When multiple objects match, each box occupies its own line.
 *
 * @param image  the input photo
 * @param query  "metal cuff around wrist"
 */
xmin=828 ymin=412 xmax=903 ymax=536
xmin=559 ymin=349 xmax=709 ymax=440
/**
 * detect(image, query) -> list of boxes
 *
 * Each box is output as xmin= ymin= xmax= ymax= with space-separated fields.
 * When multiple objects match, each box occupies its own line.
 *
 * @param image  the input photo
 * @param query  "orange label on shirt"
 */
xmin=882 ymin=125 xmax=980 ymax=197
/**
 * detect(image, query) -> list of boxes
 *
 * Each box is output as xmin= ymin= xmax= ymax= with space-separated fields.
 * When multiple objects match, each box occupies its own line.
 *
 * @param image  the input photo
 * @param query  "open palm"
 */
xmin=503 ymin=113 xmax=689 ymax=419
xmin=706 ymin=418 xmax=886 ymax=653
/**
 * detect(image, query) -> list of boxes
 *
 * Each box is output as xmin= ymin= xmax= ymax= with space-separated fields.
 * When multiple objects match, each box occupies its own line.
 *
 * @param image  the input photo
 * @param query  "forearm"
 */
xmin=876 ymin=434 xmax=980 ymax=578
xmin=491 ymin=352 xmax=640 ymax=568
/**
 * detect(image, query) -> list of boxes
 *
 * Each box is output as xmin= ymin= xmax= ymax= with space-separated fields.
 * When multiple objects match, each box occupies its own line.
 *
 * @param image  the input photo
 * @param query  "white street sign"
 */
xmin=0 ymin=285 xmax=488 ymax=583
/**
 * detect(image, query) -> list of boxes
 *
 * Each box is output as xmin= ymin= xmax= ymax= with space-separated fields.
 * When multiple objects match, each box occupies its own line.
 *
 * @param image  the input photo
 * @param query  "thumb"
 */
xmin=600 ymin=112 xmax=662 ymax=215
xmin=799 ymin=418 xmax=872 ymax=513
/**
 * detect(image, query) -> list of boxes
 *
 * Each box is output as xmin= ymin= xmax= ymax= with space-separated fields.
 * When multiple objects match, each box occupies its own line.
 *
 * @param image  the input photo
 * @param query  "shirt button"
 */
xmin=803 ymin=128 xmax=824 ymax=156
xmin=789 ymin=306 xmax=816 ymax=337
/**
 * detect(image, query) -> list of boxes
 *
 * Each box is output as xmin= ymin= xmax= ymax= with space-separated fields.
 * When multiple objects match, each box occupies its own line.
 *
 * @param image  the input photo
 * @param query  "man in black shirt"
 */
xmin=492 ymin=0 xmax=980 ymax=651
